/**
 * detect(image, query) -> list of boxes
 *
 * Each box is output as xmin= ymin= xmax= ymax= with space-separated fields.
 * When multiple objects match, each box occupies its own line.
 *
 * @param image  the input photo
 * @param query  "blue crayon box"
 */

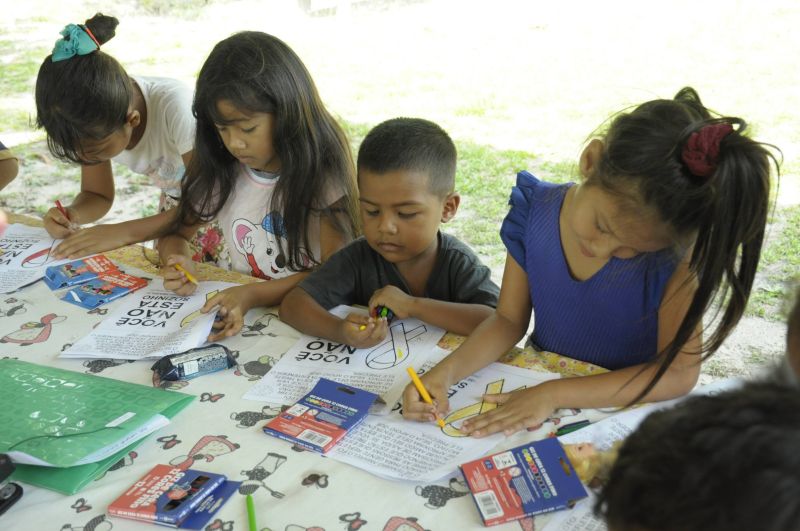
xmin=62 ymin=271 xmax=148 ymax=309
xmin=263 ymin=378 xmax=378 ymax=453
xmin=44 ymin=254 xmax=120 ymax=290
xmin=460 ymin=437 xmax=588 ymax=526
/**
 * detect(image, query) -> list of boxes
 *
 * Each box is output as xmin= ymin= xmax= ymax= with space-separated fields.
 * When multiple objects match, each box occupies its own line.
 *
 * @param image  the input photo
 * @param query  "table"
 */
xmin=2 ymin=215 xmax=608 ymax=531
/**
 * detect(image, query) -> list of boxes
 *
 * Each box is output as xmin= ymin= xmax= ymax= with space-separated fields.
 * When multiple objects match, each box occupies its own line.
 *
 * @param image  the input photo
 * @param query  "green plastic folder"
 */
xmin=1 ymin=359 xmax=194 ymax=494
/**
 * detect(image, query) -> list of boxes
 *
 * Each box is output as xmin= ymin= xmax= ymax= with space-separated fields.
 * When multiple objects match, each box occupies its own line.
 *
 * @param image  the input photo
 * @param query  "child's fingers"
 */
xmin=401 ymin=383 xmax=440 ymax=422
xmin=202 ymin=293 xmax=224 ymax=313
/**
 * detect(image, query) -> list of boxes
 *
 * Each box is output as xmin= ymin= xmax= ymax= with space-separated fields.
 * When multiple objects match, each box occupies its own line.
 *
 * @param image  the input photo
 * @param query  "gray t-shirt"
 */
xmin=299 ymin=232 xmax=499 ymax=310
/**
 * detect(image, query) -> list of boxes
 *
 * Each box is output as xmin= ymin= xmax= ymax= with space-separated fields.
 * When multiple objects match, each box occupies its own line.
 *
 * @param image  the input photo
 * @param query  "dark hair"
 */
xmin=35 ymin=13 xmax=132 ymax=164
xmin=596 ymin=381 xmax=800 ymax=531
xmin=591 ymin=87 xmax=779 ymax=402
xmin=176 ymin=31 xmax=358 ymax=270
xmin=357 ymin=117 xmax=457 ymax=197
xmin=788 ymin=286 xmax=800 ymax=359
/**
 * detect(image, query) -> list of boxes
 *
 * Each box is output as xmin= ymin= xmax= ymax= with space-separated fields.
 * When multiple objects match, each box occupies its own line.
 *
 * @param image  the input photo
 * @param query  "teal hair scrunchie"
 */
xmin=51 ymin=24 xmax=99 ymax=62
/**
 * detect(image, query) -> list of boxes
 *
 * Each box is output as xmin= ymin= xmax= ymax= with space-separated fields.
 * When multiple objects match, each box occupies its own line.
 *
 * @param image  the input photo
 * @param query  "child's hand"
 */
xmin=460 ymin=384 xmax=557 ymax=438
xmin=402 ymin=369 xmax=451 ymax=422
xmin=53 ymin=223 xmax=127 ymax=259
xmin=43 ymin=206 xmax=78 ymax=239
xmin=202 ymin=285 xmax=254 ymax=341
xmin=368 ymin=285 xmax=414 ymax=320
xmin=162 ymin=254 xmax=198 ymax=296
xmin=339 ymin=312 xmax=388 ymax=348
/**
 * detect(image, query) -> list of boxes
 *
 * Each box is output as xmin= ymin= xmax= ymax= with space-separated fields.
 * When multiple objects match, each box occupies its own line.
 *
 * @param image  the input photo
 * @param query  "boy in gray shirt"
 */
xmin=280 ymin=118 xmax=499 ymax=348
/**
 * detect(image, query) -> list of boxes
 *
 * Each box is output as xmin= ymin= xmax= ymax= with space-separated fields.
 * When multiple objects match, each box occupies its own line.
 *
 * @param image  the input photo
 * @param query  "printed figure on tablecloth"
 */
xmin=301 ymin=473 xmax=329 ymax=489
xmin=235 ymin=353 xmax=276 ymax=381
xmin=203 ymin=518 xmax=233 ymax=531
xmin=238 ymin=452 xmax=286 ymax=498
xmin=339 ymin=512 xmax=367 ymax=531
xmin=0 ymin=297 xmax=27 ymax=317
xmin=1 ymin=313 xmax=65 ymax=346
xmin=230 ymin=405 xmax=283 ymax=428
xmin=70 ymin=498 xmax=91 ymax=513
xmin=241 ymin=312 xmax=279 ymax=337
xmin=60 ymin=514 xmax=113 ymax=531
xmin=83 ymin=359 xmax=134 ymax=374
xmin=382 ymin=516 xmax=428 ymax=531
xmin=231 ymin=214 xmax=311 ymax=281
xmin=169 ymin=434 xmax=240 ymax=471
xmin=415 ymin=477 xmax=469 ymax=509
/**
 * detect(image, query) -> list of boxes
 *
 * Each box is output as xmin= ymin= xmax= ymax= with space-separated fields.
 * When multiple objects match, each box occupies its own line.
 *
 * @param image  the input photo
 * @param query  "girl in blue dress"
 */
xmin=403 ymin=87 xmax=779 ymax=436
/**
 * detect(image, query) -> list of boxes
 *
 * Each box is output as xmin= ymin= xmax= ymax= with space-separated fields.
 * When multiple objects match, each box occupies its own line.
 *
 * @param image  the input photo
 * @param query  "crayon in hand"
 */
xmin=173 ymin=263 xmax=199 ymax=285
xmin=406 ymin=366 xmax=446 ymax=428
xmin=372 ymin=305 xmax=394 ymax=321
xmin=55 ymin=200 xmax=80 ymax=231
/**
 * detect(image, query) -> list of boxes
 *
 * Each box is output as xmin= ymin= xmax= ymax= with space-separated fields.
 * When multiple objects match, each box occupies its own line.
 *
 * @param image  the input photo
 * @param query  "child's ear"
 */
xmin=127 ymin=110 xmax=141 ymax=128
xmin=440 ymin=192 xmax=460 ymax=223
xmin=579 ymin=139 xmax=604 ymax=179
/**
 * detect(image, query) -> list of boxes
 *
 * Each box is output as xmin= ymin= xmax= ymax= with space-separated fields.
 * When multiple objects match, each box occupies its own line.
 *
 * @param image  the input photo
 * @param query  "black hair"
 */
xmin=591 ymin=87 xmax=779 ymax=402
xmin=175 ymin=31 xmax=359 ymax=270
xmin=35 ymin=13 xmax=132 ymax=164
xmin=596 ymin=381 xmax=800 ymax=531
xmin=357 ymin=117 xmax=457 ymax=197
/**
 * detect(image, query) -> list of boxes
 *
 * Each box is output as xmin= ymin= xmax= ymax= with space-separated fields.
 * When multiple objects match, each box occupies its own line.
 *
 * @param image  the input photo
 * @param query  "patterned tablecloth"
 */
xmin=2 ymin=216 xmax=608 ymax=531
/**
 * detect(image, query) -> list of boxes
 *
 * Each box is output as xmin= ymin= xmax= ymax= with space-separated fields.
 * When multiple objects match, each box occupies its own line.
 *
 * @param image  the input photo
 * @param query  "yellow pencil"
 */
xmin=406 ymin=366 xmax=446 ymax=428
xmin=173 ymin=263 xmax=198 ymax=285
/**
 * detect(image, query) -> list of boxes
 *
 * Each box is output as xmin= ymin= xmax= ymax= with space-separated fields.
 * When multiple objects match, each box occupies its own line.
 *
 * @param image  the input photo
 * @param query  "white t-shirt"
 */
xmin=113 ymin=76 xmax=195 ymax=198
xmin=216 ymin=165 xmax=343 ymax=279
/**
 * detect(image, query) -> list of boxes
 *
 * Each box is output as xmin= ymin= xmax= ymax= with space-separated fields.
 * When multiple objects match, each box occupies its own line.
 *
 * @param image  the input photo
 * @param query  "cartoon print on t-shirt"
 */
xmin=231 ymin=212 xmax=310 ymax=280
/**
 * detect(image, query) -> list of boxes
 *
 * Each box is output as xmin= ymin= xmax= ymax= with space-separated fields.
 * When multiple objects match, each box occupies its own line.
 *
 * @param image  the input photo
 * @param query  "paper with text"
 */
xmin=0 ymin=224 xmax=67 ymax=293
xmin=61 ymin=279 xmax=238 ymax=360
xmin=327 ymin=362 xmax=561 ymax=482
xmin=243 ymin=305 xmax=446 ymax=414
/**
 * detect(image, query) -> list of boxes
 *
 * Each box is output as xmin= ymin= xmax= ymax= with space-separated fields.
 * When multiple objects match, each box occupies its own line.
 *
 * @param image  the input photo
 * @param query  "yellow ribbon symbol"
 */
xmin=441 ymin=378 xmax=527 ymax=437
xmin=180 ymin=290 xmax=220 ymax=327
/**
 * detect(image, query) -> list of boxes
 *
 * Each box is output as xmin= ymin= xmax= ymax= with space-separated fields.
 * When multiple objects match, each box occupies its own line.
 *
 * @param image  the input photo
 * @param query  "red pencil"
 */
xmin=54 ymin=200 xmax=70 ymax=221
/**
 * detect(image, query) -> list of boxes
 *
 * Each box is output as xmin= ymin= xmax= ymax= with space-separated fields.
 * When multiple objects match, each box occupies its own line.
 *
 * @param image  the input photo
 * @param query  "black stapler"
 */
xmin=0 ymin=454 xmax=22 ymax=516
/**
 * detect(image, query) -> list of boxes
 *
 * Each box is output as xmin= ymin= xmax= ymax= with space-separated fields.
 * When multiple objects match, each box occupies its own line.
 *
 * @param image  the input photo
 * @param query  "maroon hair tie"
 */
xmin=681 ymin=123 xmax=733 ymax=179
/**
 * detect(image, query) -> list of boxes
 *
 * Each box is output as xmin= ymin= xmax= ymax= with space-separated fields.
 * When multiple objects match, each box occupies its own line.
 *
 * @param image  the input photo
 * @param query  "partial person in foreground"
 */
xmin=595 ymin=379 xmax=800 ymax=531
xmin=280 ymin=118 xmax=499 ymax=348
xmin=403 ymin=87 xmax=779 ymax=435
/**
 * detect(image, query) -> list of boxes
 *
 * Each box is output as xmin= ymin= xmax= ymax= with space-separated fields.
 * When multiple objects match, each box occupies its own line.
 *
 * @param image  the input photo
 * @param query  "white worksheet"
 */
xmin=328 ymin=362 xmax=561 ymax=482
xmin=243 ymin=305 xmax=446 ymax=414
xmin=61 ymin=279 xmax=238 ymax=360
xmin=0 ymin=224 xmax=67 ymax=293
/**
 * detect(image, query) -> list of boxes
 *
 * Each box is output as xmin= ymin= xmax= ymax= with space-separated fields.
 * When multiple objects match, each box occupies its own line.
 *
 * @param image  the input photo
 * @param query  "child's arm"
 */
xmin=54 ymin=209 xmax=177 ymax=259
xmin=201 ymin=211 xmax=354 ymax=340
xmin=0 ymin=155 xmax=19 ymax=191
xmin=280 ymin=287 xmax=388 ymax=348
xmin=54 ymin=152 xmax=194 ymax=258
xmin=402 ymin=254 xmax=533 ymax=421
xmin=44 ymin=162 xmax=115 ymax=238
xmin=368 ymin=285 xmax=493 ymax=335
xmin=460 ymin=260 xmax=702 ymax=438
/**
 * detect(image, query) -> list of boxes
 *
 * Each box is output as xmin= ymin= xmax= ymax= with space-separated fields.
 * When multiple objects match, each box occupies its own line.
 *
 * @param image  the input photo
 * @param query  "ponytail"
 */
xmin=595 ymin=87 xmax=780 ymax=403
xmin=35 ymin=13 xmax=132 ymax=164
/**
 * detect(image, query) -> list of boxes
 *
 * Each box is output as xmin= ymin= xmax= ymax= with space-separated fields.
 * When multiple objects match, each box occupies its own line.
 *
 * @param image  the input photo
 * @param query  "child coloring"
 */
xmin=280 ymin=117 xmax=499 ymax=348
xmin=403 ymin=87 xmax=778 ymax=436
xmin=159 ymin=31 xmax=359 ymax=341
xmin=35 ymin=14 xmax=213 ymax=261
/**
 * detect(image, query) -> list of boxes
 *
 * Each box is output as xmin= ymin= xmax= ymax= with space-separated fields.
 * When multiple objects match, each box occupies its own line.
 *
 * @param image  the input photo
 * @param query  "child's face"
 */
xmin=566 ymin=183 xmax=673 ymax=261
xmin=358 ymin=169 xmax=457 ymax=266
xmin=77 ymin=126 xmax=132 ymax=165
xmin=214 ymin=99 xmax=280 ymax=173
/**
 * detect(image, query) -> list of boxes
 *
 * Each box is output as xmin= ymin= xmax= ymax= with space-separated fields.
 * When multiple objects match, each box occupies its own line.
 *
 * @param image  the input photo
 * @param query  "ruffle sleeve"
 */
xmin=500 ymin=171 xmax=539 ymax=268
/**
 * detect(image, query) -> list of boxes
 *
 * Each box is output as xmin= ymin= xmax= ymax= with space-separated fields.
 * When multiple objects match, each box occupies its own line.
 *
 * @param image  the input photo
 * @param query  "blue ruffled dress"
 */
xmin=500 ymin=171 xmax=679 ymax=369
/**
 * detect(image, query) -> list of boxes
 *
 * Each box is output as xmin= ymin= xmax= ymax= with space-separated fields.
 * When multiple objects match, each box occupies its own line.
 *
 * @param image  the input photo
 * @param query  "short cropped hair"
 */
xmin=596 ymin=381 xmax=800 ymax=531
xmin=357 ymin=117 xmax=456 ymax=197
